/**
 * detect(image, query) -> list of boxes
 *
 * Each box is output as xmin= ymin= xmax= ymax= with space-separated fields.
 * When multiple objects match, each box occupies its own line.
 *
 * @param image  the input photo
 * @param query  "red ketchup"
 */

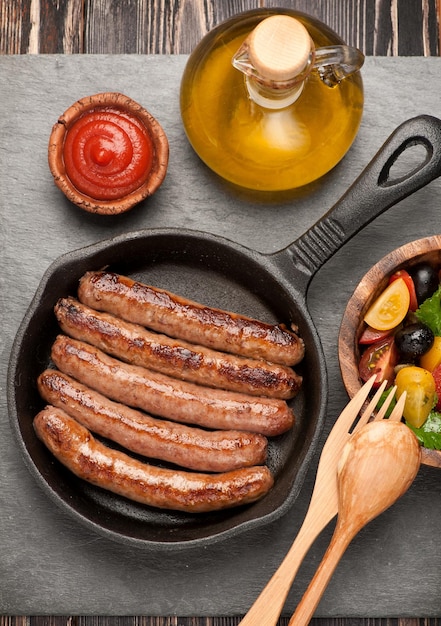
xmin=63 ymin=107 xmax=154 ymax=200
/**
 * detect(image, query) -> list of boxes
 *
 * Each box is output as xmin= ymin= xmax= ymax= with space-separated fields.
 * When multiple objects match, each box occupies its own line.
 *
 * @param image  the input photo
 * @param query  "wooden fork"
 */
xmin=238 ymin=376 xmax=405 ymax=626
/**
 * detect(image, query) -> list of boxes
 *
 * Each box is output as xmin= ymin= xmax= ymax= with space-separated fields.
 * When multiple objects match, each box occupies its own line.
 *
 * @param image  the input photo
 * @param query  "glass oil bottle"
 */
xmin=180 ymin=9 xmax=364 ymax=192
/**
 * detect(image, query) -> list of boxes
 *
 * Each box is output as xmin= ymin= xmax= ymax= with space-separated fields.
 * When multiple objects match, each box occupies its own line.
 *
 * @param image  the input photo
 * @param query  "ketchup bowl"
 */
xmin=48 ymin=92 xmax=169 ymax=215
xmin=338 ymin=235 xmax=441 ymax=468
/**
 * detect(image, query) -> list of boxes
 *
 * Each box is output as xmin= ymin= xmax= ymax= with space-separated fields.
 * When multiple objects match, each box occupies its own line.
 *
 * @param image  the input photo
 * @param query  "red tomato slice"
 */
xmin=358 ymin=336 xmax=400 ymax=387
xmin=432 ymin=363 xmax=441 ymax=411
xmin=359 ymin=325 xmax=393 ymax=345
xmin=389 ymin=270 xmax=418 ymax=311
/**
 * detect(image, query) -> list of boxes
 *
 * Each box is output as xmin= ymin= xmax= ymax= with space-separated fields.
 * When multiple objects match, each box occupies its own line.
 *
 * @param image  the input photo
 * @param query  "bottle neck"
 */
xmin=231 ymin=15 xmax=315 ymax=110
xmin=245 ymin=75 xmax=305 ymax=109
xmin=231 ymin=15 xmax=365 ymax=110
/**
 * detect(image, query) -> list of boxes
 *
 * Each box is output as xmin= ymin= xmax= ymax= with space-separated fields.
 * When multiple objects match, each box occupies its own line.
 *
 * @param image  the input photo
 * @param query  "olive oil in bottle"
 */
xmin=180 ymin=9 xmax=364 ymax=192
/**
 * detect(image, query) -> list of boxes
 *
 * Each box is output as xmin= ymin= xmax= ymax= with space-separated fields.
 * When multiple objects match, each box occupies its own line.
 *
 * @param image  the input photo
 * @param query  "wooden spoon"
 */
xmin=288 ymin=419 xmax=421 ymax=625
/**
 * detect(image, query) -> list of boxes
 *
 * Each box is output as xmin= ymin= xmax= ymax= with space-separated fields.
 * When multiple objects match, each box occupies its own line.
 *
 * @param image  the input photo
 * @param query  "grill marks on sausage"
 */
xmin=37 ymin=368 xmax=268 ymax=473
xmin=51 ymin=335 xmax=294 ymax=436
xmin=54 ymin=297 xmax=302 ymax=399
xmin=34 ymin=407 xmax=274 ymax=513
xmin=78 ymin=271 xmax=305 ymax=366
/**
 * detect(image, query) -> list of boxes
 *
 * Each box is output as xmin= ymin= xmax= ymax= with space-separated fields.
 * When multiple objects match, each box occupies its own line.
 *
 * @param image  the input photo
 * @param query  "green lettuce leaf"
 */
xmin=406 ymin=411 xmax=441 ymax=449
xmin=415 ymin=285 xmax=441 ymax=335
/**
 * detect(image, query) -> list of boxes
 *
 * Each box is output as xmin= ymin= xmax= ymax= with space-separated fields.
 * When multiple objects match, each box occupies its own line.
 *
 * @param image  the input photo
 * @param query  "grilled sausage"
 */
xmin=51 ymin=335 xmax=294 ymax=436
xmin=77 ymin=270 xmax=305 ymax=366
xmin=54 ymin=297 xmax=302 ymax=399
xmin=37 ymin=369 xmax=268 ymax=472
xmin=34 ymin=406 xmax=274 ymax=513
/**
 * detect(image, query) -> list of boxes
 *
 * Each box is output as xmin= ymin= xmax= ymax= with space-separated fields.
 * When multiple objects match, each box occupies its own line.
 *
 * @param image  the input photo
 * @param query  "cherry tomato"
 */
xmin=395 ymin=365 xmax=435 ymax=428
xmin=389 ymin=270 xmax=418 ymax=311
xmin=359 ymin=325 xmax=393 ymax=345
xmin=432 ymin=364 xmax=441 ymax=411
xmin=420 ymin=336 xmax=441 ymax=372
xmin=364 ymin=278 xmax=410 ymax=331
xmin=358 ymin=336 xmax=399 ymax=387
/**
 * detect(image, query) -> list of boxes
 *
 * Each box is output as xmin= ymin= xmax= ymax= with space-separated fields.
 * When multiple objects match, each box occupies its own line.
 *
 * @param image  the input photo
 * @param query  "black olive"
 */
xmin=410 ymin=263 xmax=439 ymax=304
xmin=395 ymin=322 xmax=434 ymax=360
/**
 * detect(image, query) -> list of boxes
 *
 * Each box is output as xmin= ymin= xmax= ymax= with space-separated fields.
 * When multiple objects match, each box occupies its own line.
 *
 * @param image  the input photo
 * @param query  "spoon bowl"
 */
xmin=336 ymin=419 xmax=421 ymax=530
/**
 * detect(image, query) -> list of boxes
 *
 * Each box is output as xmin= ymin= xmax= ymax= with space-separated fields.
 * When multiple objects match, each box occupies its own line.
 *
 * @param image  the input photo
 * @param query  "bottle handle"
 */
xmin=313 ymin=45 xmax=365 ymax=87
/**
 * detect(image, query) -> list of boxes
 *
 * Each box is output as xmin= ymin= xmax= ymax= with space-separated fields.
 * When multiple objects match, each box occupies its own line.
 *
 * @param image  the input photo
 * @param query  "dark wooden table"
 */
xmin=1 ymin=2 xmax=441 ymax=626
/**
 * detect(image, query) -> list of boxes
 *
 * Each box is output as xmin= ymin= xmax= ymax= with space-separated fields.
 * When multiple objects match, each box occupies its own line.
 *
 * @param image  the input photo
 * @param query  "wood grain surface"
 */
xmin=0 ymin=615 xmax=414 ymax=626
xmin=1 ymin=1 xmax=441 ymax=626
xmin=0 ymin=0 xmax=440 ymax=56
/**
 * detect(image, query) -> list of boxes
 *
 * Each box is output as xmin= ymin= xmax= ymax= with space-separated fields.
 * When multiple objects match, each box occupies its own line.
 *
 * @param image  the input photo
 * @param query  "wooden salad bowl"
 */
xmin=338 ymin=234 xmax=441 ymax=469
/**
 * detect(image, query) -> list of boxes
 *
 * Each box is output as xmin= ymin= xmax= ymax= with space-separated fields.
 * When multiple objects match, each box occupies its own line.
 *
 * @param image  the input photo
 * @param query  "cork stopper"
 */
xmin=247 ymin=15 xmax=312 ymax=82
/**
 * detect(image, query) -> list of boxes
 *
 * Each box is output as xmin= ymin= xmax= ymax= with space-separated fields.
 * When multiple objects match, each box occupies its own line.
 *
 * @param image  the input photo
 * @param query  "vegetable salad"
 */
xmin=358 ymin=262 xmax=441 ymax=449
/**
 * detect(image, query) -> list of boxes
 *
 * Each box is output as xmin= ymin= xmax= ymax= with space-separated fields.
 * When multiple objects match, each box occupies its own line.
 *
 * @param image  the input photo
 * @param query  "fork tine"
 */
xmin=337 ymin=374 xmax=377 ymax=424
xmin=326 ymin=375 xmax=377 ymax=443
xmin=388 ymin=390 xmax=406 ymax=421
xmin=375 ymin=385 xmax=398 ymax=420
xmin=352 ymin=380 xmax=388 ymax=433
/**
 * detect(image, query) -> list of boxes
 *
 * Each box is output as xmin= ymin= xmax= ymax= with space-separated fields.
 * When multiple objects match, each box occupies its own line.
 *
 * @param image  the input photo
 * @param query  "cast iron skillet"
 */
xmin=7 ymin=115 xmax=441 ymax=549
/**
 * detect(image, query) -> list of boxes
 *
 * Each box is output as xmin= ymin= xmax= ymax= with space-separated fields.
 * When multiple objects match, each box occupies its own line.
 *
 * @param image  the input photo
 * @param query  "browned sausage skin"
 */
xmin=37 ymin=369 xmax=268 ymax=473
xmin=77 ymin=270 xmax=305 ymax=366
xmin=54 ymin=297 xmax=302 ymax=399
xmin=51 ymin=335 xmax=295 ymax=436
xmin=34 ymin=406 xmax=274 ymax=513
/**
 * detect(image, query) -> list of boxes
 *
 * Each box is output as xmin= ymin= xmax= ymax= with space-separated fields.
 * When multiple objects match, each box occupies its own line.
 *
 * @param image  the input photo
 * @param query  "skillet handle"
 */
xmin=286 ymin=114 xmax=441 ymax=285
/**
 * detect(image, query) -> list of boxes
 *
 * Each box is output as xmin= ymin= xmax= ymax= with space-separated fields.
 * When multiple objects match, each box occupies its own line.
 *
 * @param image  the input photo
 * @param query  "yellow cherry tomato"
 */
xmin=395 ymin=365 xmax=435 ymax=428
xmin=420 ymin=336 xmax=441 ymax=372
xmin=364 ymin=277 xmax=410 ymax=331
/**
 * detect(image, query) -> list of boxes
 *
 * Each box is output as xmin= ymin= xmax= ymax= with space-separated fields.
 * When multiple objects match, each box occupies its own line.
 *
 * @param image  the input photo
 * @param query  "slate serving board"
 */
xmin=1 ymin=55 xmax=441 ymax=617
